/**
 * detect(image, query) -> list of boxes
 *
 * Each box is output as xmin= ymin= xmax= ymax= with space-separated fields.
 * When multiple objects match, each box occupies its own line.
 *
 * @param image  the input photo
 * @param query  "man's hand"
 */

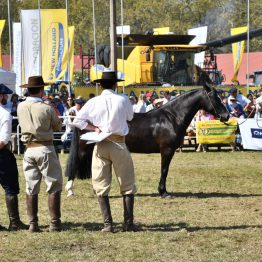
xmin=85 ymin=123 xmax=101 ymax=133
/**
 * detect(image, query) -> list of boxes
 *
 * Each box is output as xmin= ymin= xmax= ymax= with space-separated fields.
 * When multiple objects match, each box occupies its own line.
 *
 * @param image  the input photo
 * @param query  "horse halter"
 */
xmin=204 ymin=89 xmax=221 ymax=120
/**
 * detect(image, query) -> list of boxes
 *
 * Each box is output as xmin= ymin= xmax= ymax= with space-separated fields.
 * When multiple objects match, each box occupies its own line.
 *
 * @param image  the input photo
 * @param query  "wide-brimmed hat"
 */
xmin=93 ymin=71 xmax=124 ymax=83
xmin=20 ymin=76 xmax=50 ymax=88
xmin=0 ymin=84 xmax=13 ymax=94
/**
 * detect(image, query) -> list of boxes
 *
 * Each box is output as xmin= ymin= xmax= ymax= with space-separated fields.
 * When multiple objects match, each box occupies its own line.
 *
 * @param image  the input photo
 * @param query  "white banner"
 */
xmin=238 ymin=119 xmax=262 ymax=150
xmin=188 ymin=26 xmax=208 ymax=68
xmin=21 ymin=10 xmax=41 ymax=83
xmin=13 ymin=23 xmax=22 ymax=95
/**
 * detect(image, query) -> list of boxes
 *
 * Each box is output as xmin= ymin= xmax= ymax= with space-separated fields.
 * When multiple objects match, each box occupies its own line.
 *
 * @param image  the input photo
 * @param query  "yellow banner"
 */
xmin=41 ymin=9 xmax=68 ymax=82
xmin=231 ymin=26 xmax=247 ymax=84
xmin=0 ymin=20 xmax=6 ymax=67
xmin=196 ymin=119 xmax=238 ymax=144
xmin=74 ymin=85 xmax=262 ymax=100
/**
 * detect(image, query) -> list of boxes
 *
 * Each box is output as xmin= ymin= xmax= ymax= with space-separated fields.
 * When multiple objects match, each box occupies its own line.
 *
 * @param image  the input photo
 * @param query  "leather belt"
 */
xmin=106 ymin=134 xmax=125 ymax=143
xmin=26 ymin=140 xmax=53 ymax=148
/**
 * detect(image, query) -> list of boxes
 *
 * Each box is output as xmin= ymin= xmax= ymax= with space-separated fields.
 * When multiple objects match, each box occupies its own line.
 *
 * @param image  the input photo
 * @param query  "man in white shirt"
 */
xmin=227 ymin=87 xmax=251 ymax=111
xmin=0 ymin=84 xmax=28 ymax=231
xmin=73 ymin=71 xmax=137 ymax=232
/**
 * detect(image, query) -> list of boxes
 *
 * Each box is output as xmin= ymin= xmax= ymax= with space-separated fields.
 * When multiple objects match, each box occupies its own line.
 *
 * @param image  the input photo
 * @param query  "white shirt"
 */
xmin=227 ymin=94 xmax=250 ymax=108
xmin=73 ymin=89 xmax=133 ymax=136
xmin=134 ymin=101 xmax=147 ymax=113
xmin=0 ymin=105 xmax=12 ymax=144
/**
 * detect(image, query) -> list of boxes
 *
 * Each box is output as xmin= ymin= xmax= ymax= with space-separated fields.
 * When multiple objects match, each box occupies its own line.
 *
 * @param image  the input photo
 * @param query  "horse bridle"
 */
xmin=204 ymin=89 xmax=222 ymax=120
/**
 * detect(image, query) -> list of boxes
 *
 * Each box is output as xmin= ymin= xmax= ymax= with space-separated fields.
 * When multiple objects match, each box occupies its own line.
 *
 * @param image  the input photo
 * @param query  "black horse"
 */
xmin=65 ymin=83 xmax=230 ymax=197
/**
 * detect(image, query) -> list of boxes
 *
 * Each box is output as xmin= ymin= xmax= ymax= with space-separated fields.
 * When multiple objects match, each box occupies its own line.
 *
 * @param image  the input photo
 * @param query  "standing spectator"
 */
xmin=129 ymin=96 xmax=137 ymax=112
xmin=73 ymin=71 xmax=137 ymax=233
xmin=0 ymin=84 xmax=28 ymax=231
xmin=17 ymin=76 xmax=63 ymax=232
xmin=69 ymin=97 xmax=85 ymax=115
xmin=134 ymin=94 xmax=147 ymax=113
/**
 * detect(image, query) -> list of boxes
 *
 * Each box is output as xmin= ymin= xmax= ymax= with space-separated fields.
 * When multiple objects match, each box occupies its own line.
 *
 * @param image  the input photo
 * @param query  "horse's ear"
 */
xmin=203 ymin=82 xmax=214 ymax=93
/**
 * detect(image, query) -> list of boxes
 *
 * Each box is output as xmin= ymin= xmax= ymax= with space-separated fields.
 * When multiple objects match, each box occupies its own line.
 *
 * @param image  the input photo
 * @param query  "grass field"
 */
xmin=0 ymin=151 xmax=262 ymax=262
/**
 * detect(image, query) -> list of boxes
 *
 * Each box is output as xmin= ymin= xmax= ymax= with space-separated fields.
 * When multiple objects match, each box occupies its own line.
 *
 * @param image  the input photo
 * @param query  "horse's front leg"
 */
xmin=65 ymin=179 xmax=75 ymax=197
xmin=158 ymin=147 xmax=175 ymax=198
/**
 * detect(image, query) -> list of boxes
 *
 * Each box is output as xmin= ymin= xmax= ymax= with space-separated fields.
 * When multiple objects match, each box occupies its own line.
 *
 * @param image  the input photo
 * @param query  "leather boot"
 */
xmin=48 ymin=191 xmax=62 ymax=232
xmin=123 ymin=194 xmax=138 ymax=232
xmin=98 ymin=196 xmax=114 ymax=233
xmin=27 ymin=194 xmax=40 ymax=232
xmin=5 ymin=195 xmax=29 ymax=231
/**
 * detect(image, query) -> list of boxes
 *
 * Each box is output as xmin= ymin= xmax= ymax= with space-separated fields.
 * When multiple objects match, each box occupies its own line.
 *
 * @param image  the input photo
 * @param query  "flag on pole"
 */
xmin=231 ymin=26 xmax=247 ymax=84
xmin=0 ymin=20 xmax=6 ymax=67
xmin=13 ymin=23 xmax=22 ymax=95
xmin=65 ymin=26 xmax=74 ymax=83
xmin=196 ymin=119 xmax=238 ymax=144
xmin=41 ymin=9 xmax=68 ymax=82
xmin=21 ymin=10 xmax=41 ymax=82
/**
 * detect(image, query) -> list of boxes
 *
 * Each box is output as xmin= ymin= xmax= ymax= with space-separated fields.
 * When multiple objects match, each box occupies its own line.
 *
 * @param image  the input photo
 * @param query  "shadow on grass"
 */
xmin=133 ymin=192 xmax=262 ymax=199
xmin=141 ymin=222 xmax=262 ymax=232
xmin=60 ymin=221 xmax=262 ymax=233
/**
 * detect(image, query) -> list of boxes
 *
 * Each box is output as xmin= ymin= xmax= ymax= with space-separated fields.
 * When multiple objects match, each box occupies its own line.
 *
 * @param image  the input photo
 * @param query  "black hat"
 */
xmin=93 ymin=71 xmax=124 ymax=83
xmin=228 ymin=87 xmax=237 ymax=93
xmin=0 ymin=84 xmax=13 ymax=94
xmin=75 ymin=98 xmax=86 ymax=104
xmin=20 ymin=76 xmax=51 ymax=88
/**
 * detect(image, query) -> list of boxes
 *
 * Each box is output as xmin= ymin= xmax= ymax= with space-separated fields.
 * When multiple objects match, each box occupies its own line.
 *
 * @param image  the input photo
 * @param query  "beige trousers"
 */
xmin=92 ymin=140 xmax=136 ymax=196
xmin=23 ymin=145 xmax=63 ymax=195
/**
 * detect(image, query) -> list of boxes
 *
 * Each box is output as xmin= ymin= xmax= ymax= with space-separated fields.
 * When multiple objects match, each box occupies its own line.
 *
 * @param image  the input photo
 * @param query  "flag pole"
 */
xmin=92 ymin=0 xmax=99 ymax=96
xmin=246 ymin=0 xmax=250 ymax=94
xmin=38 ymin=0 xmax=42 ymax=75
xmin=7 ymin=0 xmax=12 ymax=70
xmin=120 ymin=0 xmax=125 ymax=94
xmin=65 ymin=0 xmax=71 ymax=97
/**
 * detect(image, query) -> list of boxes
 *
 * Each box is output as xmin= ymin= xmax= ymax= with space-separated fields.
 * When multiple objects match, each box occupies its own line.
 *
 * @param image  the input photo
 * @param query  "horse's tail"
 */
xmin=65 ymin=127 xmax=94 ymax=180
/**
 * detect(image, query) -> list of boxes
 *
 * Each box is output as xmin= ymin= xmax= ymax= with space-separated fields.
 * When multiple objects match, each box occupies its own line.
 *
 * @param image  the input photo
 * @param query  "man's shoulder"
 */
xmin=0 ymin=106 xmax=11 ymax=118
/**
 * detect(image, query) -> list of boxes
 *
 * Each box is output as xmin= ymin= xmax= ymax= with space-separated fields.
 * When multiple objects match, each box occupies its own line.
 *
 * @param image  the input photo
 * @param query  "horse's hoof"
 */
xmin=160 ymin=192 xmax=172 ymax=199
xmin=67 ymin=190 xmax=74 ymax=197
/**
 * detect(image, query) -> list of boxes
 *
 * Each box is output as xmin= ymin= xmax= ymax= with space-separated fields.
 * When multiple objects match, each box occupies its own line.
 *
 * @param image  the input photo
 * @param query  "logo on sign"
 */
xmin=251 ymin=128 xmax=262 ymax=138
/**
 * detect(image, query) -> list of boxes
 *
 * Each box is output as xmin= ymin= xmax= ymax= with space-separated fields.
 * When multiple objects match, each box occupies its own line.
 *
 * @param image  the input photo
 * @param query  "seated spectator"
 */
xmin=227 ymin=87 xmax=251 ymax=111
xmin=227 ymin=96 xmax=246 ymax=118
xmin=134 ymin=94 xmax=147 ymax=113
xmin=255 ymin=89 xmax=262 ymax=118
xmin=244 ymin=94 xmax=256 ymax=118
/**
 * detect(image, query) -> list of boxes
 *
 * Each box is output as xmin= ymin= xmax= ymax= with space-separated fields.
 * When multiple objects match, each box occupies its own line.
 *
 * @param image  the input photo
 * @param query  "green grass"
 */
xmin=0 ymin=151 xmax=262 ymax=262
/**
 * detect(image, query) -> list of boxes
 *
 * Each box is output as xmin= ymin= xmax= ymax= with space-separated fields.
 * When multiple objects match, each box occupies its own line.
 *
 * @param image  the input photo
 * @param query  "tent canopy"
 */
xmin=0 ymin=68 xmax=16 ymax=94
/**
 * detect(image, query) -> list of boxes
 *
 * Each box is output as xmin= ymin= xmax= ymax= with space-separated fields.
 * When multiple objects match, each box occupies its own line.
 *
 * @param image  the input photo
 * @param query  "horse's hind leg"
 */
xmin=158 ymin=148 xmax=175 ymax=197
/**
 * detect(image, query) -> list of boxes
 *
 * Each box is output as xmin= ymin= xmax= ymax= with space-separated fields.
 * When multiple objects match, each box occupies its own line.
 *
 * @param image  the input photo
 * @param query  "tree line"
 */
xmin=1 ymin=0 xmax=262 ymax=55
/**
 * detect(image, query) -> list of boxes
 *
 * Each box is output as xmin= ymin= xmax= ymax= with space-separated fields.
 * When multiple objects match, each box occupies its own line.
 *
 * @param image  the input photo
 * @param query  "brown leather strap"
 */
xmin=26 ymin=140 xmax=53 ymax=148
xmin=106 ymin=134 xmax=125 ymax=143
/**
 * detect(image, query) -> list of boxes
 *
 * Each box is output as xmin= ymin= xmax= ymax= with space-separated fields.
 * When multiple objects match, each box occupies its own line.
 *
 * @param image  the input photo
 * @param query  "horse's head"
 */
xmin=202 ymin=82 xmax=230 ymax=122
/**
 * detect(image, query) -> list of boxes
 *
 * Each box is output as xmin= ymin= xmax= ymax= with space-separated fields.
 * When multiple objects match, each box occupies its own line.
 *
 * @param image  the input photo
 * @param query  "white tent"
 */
xmin=0 ymin=68 xmax=16 ymax=94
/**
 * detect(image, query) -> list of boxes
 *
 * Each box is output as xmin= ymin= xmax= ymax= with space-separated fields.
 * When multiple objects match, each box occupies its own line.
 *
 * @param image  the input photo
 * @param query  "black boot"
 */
xmin=48 ymin=191 xmax=62 ymax=232
xmin=123 ymin=194 xmax=138 ymax=232
xmin=27 ymin=194 xmax=40 ymax=232
xmin=98 ymin=196 xmax=114 ymax=233
xmin=5 ymin=195 xmax=29 ymax=231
